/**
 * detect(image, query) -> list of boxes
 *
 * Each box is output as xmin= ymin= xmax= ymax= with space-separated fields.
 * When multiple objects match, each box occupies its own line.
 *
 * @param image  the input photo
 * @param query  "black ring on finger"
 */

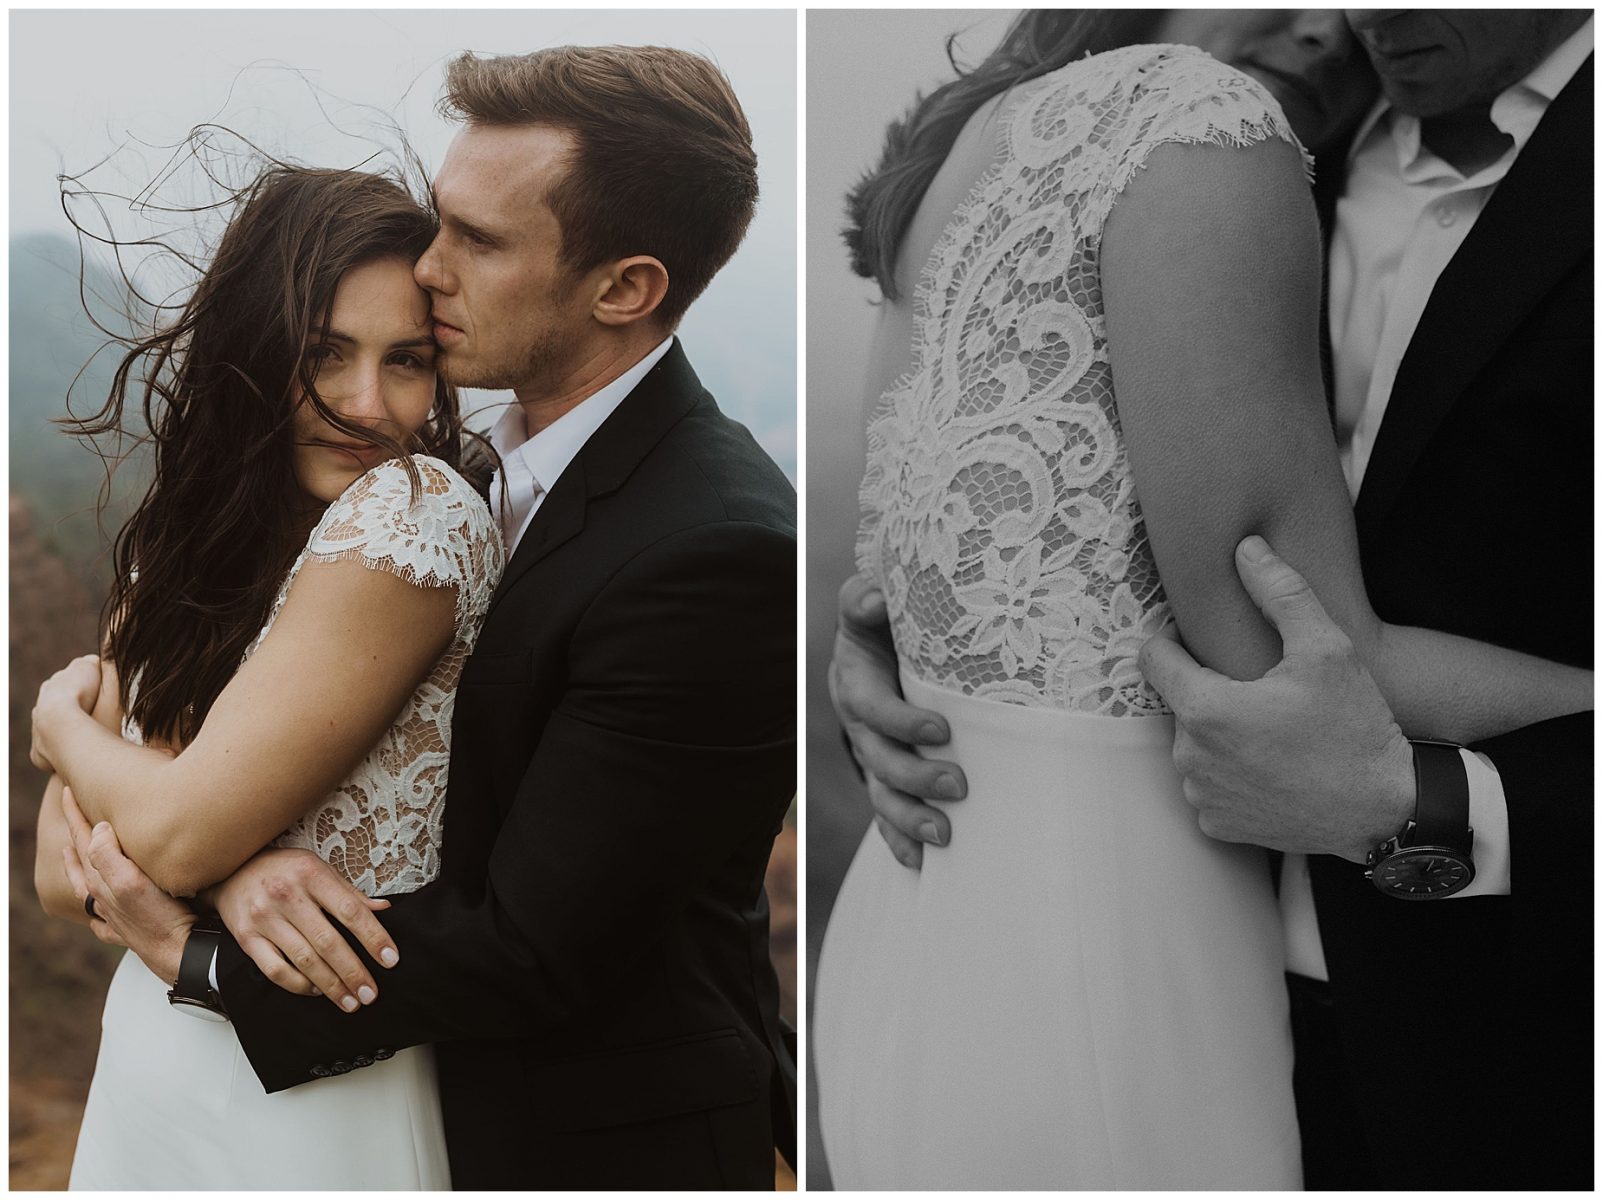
xmin=84 ymin=895 xmax=98 ymax=920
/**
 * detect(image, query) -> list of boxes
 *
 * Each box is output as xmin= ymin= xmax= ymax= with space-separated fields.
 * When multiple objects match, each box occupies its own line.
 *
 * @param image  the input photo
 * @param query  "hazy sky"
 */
xmin=9 ymin=8 xmax=797 ymax=472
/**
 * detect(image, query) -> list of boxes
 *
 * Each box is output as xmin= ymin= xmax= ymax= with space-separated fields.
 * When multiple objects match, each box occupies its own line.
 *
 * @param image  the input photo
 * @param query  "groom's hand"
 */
xmin=60 ymin=786 xmax=194 ymax=984
xmin=830 ymin=574 xmax=967 ymax=869
xmin=205 ymin=848 xmax=398 ymax=1013
xmin=1139 ymin=536 xmax=1415 ymax=863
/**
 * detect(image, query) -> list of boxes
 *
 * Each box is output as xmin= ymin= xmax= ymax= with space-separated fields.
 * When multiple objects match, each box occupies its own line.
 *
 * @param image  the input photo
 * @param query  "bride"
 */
xmin=813 ymin=8 xmax=1590 ymax=1189
xmin=30 ymin=162 xmax=503 ymax=1188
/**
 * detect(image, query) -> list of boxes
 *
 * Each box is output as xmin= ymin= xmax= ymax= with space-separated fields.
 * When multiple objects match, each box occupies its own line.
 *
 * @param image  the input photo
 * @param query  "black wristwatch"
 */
xmin=1365 ymin=739 xmax=1476 ymax=900
xmin=167 ymin=915 xmax=230 ymax=1021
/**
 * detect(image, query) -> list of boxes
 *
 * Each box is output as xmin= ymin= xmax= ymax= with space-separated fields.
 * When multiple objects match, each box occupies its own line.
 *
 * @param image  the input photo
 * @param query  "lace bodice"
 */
xmin=251 ymin=455 xmax=504 ymax=894
xmin=857 ymin=45 xmax=1310 ymax=715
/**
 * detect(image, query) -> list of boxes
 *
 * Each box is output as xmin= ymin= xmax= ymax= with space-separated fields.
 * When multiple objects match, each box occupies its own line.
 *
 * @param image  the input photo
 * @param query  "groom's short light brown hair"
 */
xmin=442 ymin=45 xmax=759 ymax=329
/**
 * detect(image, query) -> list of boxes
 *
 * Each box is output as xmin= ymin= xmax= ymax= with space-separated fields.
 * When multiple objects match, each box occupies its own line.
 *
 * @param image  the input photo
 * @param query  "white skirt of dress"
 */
xmin=813 ymin=676 xmax=1300 ymax=1190
xmin=69 ymin=950 xmax=451 ymax=1190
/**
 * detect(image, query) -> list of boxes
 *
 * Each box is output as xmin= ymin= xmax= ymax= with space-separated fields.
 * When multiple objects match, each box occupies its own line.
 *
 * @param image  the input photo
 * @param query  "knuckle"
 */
xmin=264 ymin=877 xmax=294 ymax=904
xmin=310 ymin=929 xmax=338 ymax=955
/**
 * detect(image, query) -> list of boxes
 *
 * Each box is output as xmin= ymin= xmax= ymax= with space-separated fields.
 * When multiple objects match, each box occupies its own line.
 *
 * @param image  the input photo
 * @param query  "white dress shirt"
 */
xmin=1280 ymin=19 xmax=1592 ymax=980
xmin=488 ymin=336 xmax=674 ymax=554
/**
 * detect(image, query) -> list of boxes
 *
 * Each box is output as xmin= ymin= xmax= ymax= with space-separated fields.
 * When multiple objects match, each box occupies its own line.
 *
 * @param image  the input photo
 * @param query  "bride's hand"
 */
xmin=205 ymin=848 xmax=399 ymax=1013
xmin=30 ymin=654 xmax=104 ymax=771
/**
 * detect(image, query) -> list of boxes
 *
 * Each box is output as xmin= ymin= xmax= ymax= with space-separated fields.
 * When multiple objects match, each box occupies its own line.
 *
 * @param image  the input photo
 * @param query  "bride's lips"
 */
xmin=313 ymin=439 xmax=386 ymax=466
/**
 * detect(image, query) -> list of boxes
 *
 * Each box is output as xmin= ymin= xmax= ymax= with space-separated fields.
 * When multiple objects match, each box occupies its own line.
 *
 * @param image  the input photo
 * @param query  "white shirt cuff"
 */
xmin=1452 ymin=748 xmax=1510 ymax=897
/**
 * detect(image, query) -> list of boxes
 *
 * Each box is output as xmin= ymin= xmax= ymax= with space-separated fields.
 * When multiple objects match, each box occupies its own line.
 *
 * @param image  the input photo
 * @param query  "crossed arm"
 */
xmin=56 ymin=519 xmax=797 ymax=1090
xmin=32 ymin=555 xmax=457 ymax=1008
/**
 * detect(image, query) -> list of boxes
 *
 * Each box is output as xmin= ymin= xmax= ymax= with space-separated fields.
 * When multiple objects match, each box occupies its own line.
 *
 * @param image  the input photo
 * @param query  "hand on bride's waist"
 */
xmin=830 ymin=573 xmax=969 ymax=870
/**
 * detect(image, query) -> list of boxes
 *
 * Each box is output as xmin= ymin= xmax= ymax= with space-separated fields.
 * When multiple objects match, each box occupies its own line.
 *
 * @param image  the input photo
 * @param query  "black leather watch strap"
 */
xmin=1409 ymin=739 xmax=1472 ymax=852
xmin=173 ymin=917 xmax=228 ymax=1016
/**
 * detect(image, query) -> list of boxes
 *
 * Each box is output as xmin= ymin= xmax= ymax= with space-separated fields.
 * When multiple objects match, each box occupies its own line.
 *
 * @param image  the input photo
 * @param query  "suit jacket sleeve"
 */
xmin=215 ymin=517 xmax=796 ymax=1093
xmin=1472 ymin=711 xmax=1593 ymax=959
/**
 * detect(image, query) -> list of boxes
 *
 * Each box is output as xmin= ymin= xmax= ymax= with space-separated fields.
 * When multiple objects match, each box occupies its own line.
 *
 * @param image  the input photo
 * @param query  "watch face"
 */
xmin=1373 ymin=849 xmax=1474 ymax=899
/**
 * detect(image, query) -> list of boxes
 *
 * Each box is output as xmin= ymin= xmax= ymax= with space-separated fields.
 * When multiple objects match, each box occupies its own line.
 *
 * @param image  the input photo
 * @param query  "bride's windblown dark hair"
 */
xmin=846 ymin=9 xmax=1164 ymax=298
xmin=63 ymin=138 xmax=466 ymax=746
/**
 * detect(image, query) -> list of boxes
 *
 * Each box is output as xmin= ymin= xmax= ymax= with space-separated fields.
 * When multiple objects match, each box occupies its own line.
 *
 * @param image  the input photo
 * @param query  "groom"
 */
xmin=833 ymin=9 xmax=1590 ymax=1190
xmin=70 ymin=46 xmax=796 ymax=1189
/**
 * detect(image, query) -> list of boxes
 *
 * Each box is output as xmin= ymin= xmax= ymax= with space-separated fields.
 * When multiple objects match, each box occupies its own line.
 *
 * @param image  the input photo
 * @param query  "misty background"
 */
xmin=804 ymin=9 xmax=1012 ymax=1189
xmin=10 ymin=9 xmax=795 ymax=1188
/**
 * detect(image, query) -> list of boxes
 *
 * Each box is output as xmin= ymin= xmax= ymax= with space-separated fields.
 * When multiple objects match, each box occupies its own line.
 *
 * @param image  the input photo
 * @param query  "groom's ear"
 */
xmin=590 ymin=255 xmax=670 ymax=328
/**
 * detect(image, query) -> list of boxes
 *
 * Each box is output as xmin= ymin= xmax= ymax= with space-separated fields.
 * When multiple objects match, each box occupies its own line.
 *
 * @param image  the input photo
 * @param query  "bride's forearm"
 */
xmin=1369 ymin=623 xmax=1592 ymax=745
xmin=41 ymin=706 xmax=209 ymax=895
xmin=35 ymin=775 xmax=93 ymax=924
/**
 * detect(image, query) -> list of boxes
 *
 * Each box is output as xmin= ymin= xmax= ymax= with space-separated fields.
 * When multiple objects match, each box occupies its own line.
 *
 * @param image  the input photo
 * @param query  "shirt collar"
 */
xmin=489 ymin=335 xmax=675 ymax=495
xmin=1347 ymin=17 xmax=1593 ymax=177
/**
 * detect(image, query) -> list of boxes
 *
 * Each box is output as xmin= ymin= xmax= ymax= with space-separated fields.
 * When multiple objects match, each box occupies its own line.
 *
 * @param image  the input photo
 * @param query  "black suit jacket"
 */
xmin=1307 ymin=59 xmax=1592 ymax=1189
xmin=216 ymin=341 xmax=798 ymax=1189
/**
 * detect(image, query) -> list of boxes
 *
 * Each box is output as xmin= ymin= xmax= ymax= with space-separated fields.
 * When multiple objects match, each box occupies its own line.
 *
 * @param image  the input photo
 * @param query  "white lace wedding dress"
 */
xmin=814 ymin=46 xmax=1306 ymax=1188
xmin=69 ymin=455 xmax=503 ymax=1190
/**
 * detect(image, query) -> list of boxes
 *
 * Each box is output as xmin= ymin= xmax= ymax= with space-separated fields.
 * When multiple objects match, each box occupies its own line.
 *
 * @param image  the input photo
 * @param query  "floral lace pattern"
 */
xmin=249 ymin=455 xmax=504 ymax=894
xmin=857 ymin=45 xmax=1309 ymax=714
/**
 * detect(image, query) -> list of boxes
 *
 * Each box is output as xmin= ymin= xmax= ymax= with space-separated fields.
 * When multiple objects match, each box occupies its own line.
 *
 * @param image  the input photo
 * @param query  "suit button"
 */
xmin=331 ymin=1060 xmax=351 ymax=1075
xmin=354 ymin=1054 xmax=375 ymax=1068
xmin=311 ymin=1065 xmax=331 ymax=1078
xmin=373 ymin=1047 xmax=394 ymax=1061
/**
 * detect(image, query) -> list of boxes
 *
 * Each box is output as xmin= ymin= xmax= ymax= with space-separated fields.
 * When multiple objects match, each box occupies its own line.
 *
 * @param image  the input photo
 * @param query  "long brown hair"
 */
xmin=846 ymin=10 xmax=1166 ymax=299
xmin=66 ymin=157 xmax=464 ymax=746
xmin=440 ymin=46 xmax=759 ymax=329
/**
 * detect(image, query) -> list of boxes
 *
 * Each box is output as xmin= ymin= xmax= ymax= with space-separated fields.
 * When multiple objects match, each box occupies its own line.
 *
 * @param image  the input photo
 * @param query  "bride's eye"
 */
xmin=304 ymin=343 xmax=339 ymax=369
xmin=388 ymin=350 xmax=434 ymax=371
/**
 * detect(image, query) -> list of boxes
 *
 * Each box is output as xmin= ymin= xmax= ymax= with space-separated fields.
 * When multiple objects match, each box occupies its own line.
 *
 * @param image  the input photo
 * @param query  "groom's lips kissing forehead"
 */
xmin=433 ymin=314 xmax=466 ymax=344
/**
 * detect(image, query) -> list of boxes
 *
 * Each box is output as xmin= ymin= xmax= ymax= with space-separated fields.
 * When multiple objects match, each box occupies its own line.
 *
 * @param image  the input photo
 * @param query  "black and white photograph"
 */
xmin=808 ymin=7 xmax=1591 ymax=1191
xmin=11 ymin=8 xmax=796 ymax=1190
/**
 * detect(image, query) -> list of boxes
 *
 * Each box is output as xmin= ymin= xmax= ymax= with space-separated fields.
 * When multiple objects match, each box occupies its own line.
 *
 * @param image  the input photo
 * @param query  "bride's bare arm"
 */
xmin=35 ymin=656 xmax=138 ymax=922
xmin=1101 ymin=136 xmax=1588 ymax=743
xmin=31 ymin=561 xmax=456 ymax=898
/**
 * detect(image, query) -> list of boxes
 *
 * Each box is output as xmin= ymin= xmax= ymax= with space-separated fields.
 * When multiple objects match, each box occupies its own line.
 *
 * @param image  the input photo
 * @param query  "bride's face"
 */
xmin=1152 ymin=9 xmax=1379 ymax=154
xmin=291 ymin=256 xmax=439 ymax=504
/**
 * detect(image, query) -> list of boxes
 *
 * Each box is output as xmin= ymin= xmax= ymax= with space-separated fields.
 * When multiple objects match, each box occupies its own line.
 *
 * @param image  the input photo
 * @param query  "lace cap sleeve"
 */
xmin=1092 ymin=44 xmax=1314 ymax=232
xmin=307 ymin=454 xmax=502 ymax=625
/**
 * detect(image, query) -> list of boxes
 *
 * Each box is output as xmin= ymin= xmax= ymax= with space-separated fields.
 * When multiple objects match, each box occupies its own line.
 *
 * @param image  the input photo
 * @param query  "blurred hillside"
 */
xmin=10 ymin=233 xmax=136 ymax=1188
xmin=8 ymin=232 xmax=798 ymax=1188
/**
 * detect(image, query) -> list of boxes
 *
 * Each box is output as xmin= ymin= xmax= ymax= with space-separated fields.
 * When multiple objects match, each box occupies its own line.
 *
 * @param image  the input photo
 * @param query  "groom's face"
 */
xmin=1345 ymin=10 xmax=1586 ymax=118
xmin=415 ymin=123 xmax=589 ymax=392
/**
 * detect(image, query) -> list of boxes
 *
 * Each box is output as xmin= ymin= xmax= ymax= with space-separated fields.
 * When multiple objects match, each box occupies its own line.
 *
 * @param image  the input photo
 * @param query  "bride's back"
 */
xmin=860 ymin=87 xmax=1012 ymax=409
xmin=854 ymin=45 xmax=1309 ymax=715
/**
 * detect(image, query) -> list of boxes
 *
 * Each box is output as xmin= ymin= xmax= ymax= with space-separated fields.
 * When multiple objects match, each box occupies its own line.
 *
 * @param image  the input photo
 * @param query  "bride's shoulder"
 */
xmin=327 ymin=454 xmax=492 ymax=533
xmin=1034 ymin=42 xmax=1289 ymax=133
xmin=310 ymin=453 xmax=503 ymax=586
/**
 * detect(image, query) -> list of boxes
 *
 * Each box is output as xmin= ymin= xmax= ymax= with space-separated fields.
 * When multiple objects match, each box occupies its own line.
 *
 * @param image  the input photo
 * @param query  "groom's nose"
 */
xmin=414 ymin=234 xmax=451 ymax=294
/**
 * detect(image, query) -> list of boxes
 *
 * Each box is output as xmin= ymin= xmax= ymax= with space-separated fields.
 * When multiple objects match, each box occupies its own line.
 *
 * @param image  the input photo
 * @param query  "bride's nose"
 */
xmin=1288 ymin=9 xmax=1357 ymax=63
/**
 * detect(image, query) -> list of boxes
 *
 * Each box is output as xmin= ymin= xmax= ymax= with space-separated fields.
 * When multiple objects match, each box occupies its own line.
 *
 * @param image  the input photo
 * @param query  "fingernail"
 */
xmin=1239 ymin=535 xmax=1270 ymax=562
xmin=357 ymin=986 xmax=376 ymax=1005
xmin=935 ymin=774 xmax=963 ymax=799
xmin=380 ymin=947 xmax=399 ymax=968
xmin=340 ymin=995 xmax=359 ymax=1013
xmin=920 ymin=821 xmax=946 ymax=846
xmin=917 ymin=721 xmax=944 ymax=744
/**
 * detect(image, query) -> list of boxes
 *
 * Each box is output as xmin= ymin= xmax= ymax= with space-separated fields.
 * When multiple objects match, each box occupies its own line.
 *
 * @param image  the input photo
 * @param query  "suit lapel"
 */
xmin=485 ymin=339 xmax=705 ymax=618
xmin=1355 ymin=56 xmax=1592 ymax=538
